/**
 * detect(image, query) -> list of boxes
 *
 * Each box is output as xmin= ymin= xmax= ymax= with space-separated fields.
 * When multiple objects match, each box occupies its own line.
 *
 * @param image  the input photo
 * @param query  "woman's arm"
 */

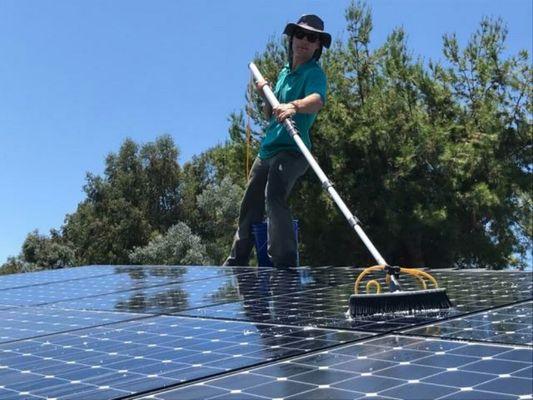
xmin=273 ymin=93 xmax=323 ymax=122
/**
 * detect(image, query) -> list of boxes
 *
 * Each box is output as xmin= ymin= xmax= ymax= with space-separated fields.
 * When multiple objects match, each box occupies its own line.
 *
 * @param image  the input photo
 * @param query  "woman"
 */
xmin=224 ymin=14 xmax=331 ymax=268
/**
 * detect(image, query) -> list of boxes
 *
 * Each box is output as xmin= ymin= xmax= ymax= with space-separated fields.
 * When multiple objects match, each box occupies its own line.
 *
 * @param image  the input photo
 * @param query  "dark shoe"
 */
xmin=222 ymin=257 xmax=249 ymax=267
xmin=272 ymin=256 xmax=298 ymax=269
xmin=222 ymin=257 xmax=236 ymax=267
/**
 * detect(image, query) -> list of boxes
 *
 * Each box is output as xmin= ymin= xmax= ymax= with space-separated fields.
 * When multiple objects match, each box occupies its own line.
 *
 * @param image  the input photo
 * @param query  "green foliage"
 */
xmin=129 ymin=222 xmax=210 ymax=265
xmin=21 ymin=230 xmax=76 ymax=268
xmin=3 ymin=0 xmax=530 ymax=273
xmin=140 ymin=135 xmax=183 ymax=231
xmin=177 ymin=140 xmax=247 ymax=264
xmin=0 ymin=229 xmax=76 ymax=275
xmin=244 ymin=1 xmax=531 ymax=269
xmin=0 ymin=257 xmax=35 ymax=275
xmin=196 ymin=176 xmax=244 ymax=264
xmin=62 ymin=135 xmax=182 ymax=264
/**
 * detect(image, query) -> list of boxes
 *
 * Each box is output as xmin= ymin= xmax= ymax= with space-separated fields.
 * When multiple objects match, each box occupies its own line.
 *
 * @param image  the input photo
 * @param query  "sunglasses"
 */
xmin=293 ymin=29 xmax=320 ymax=43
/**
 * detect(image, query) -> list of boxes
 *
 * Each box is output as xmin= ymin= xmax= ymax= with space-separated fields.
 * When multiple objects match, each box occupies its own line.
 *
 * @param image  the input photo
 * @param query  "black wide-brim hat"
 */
xmin=283 ymin=14 xmax=332 ymax=48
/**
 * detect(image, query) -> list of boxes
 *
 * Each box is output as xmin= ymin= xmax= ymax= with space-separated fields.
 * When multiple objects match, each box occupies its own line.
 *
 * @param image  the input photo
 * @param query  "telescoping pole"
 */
xmin=249 ymin=62 xmax=388 ymax=266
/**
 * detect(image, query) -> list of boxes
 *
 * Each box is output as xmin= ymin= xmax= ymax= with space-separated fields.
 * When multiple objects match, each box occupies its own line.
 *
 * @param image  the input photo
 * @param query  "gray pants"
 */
xmin=225 ymin=151 xmax=309 ymax=267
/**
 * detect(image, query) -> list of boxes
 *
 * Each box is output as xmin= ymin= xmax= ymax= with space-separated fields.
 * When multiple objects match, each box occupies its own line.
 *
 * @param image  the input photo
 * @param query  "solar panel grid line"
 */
xmin=0 ymin=267 xmax=161 ymax=292
xmin=0 ymin=271 xmax=117 ymax=292
xmin=0 ymin=267 xmax=272 ymax=310
xmin=0 ymin=366 xmax=133 ymax=400
xmin=0 ymin=307 xmax=157 ymax=345
xmin=381 ymin=333 xmax=533 ymax=352
xmin=153 ymin=276 xmax=345 ymax=315
xmin=176 ymin=271 xmax=533 ymax=333
xmin=401 ymin=301 xmax=533 ymax=347
xmin=0 ymin=265 xmax=208 ymax=292
xmin=0 ymin=268 xmax=362 ymax=346
xmin=42 ymin=281 xmax=245 ymax=315
xmin=143 ymin=335 xmax=532 ymax=400
xmin=0 ymin=265 xmax=120 ymax=291
xmin=40 ymin=268 xmax=357 ymax=316
xmin=7 ymin=268 xmax=528 ymax=324
xmin=403 ymin=303 xmax=533 ymax=330
xmin=119 ymin=345 xmax=378 ymax=398
xmin=144 ymin=377 xmax=526 ymax=400
xmin=121 ymin=335 xmax=386 ymax=399
xmin=138 ymin=335 xmax=532 ymax=398
xmin=0 ymin=314 xmax=371 ymax=400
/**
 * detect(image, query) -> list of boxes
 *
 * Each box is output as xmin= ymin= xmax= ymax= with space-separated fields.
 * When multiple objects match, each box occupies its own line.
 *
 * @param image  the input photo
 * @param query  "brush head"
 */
xmin=349 ymin=288 xmax=453 ymax=317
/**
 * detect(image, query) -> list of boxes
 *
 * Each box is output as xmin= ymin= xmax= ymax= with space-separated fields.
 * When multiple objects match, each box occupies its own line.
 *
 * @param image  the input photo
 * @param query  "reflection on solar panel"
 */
xmin=0 ymin=265 xmax=531 ymax=399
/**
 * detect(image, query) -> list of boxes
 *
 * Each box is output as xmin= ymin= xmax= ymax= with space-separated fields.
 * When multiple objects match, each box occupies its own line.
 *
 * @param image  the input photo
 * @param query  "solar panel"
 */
xmin=0 ymin=307 xmax=144 ymax=343
xmin=0 ymin=266 xmax=261 ymax=309
xmin=0 ymin=265 xmax=530 ymax=400
xmin=179 ymin=269 xmax=533 ymax=332
xmin=404 ymin=301 xmax=533 ymax=346
xmin=0 ymin=265 xmax=115 ymax=290
xmin=154 ymin=336 xmax=531 ymax=400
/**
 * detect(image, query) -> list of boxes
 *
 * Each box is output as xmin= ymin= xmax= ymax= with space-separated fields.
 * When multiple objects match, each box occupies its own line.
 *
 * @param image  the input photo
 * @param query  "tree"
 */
xmin=21 ymin=229 xmax=76 ymax=268
xmin=140 ymin=135 xmax=182 ymax=231
xmin=129 ymin=222 xmax=210 ymax=265
xmin=0 ymin=229 xmax=76 ymax=275
xmin=178 ymin=128 xmax=252 ymax=264
xmin=196 ymin=176 xmax=244 ymax=264
xmin=63 ymin=135 xmax=182 ymax=264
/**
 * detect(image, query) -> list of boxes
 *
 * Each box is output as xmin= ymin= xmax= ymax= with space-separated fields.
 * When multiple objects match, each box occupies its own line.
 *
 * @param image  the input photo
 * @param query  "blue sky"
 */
xmin=0 ymin=0 xmax=531 ymax=264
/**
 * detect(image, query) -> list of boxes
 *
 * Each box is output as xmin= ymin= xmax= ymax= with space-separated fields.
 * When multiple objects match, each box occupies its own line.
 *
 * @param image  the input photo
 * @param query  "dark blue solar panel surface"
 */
xmin=0 ymin=307 xmax=146 ymax=343
xmin=153 ymin=335 xmax=532 ymax=400
xmin=0 ymin=266 xmax=260 ymax=309
xmin=0 ymin=265 xmax=115 ymax=290
xmin=0 ymin=265 xmax=530 ymax=400
xmin=403 ymin=301 xmax=533 ymax=346
xmin=178 ymin=269 xmax=533 ymax=332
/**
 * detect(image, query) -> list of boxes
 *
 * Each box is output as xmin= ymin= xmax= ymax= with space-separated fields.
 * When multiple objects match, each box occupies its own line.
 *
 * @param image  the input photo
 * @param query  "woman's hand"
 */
xmin=273 ymin=103 xmax=297 ymax=122
xmin=255 ymin=79 xmax=269 ymax=95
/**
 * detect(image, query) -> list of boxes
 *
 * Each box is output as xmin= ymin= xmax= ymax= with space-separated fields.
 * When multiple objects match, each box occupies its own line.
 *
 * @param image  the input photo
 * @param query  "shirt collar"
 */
xmin=285 ymin=58 xmax=317 ymax=74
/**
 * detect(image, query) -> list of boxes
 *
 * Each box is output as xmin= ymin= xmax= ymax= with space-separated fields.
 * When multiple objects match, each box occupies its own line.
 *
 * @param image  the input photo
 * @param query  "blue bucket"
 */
xmin=252 ymin=220 xmax=299 ymax=267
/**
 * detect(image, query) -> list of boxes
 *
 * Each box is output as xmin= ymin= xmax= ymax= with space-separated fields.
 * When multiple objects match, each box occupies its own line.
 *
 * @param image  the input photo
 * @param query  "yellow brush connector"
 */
xmin=354 ymin=265 xmax=441 ymax=295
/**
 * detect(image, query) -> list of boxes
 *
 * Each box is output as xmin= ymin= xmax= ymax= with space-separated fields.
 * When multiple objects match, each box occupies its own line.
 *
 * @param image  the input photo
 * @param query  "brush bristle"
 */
xmin=349 ymin=288 xmax=453 ymax=317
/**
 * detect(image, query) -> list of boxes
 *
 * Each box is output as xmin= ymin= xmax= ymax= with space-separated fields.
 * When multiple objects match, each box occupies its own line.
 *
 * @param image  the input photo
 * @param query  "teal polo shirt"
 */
xmin=258 ymin=59 xmax=327 ymax=160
